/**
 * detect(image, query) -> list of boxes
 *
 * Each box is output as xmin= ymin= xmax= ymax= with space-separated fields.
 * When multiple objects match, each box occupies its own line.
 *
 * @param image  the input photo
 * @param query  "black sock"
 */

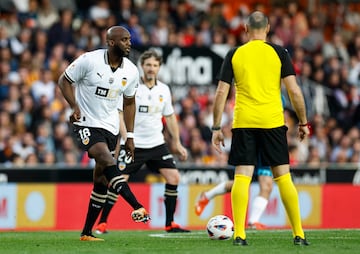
xmin=118 ymin=182 xmax=143 ymax=210
xmin=164 ymin=184 xmax=178 ymax=227
xmin=81 ymin=183 xmax=107 ymax=236
xmin=99 ymin=188 xmax=118 ymax=223
xmin=104 ymin=165 xmax=143 ymax=210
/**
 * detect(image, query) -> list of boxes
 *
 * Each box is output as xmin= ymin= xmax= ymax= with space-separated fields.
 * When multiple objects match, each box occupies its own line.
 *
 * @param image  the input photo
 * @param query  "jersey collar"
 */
xmin=140 ymin=77 xmax=157 ymax=88
xmin=104 ymin=50 xmax=123 ymax=69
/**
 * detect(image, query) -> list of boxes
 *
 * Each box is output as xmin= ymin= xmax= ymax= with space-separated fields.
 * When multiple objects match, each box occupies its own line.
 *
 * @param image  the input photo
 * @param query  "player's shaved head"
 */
xmin=105 ymin=26 xmax=131 ymax=57
xmin=247 ymin=11 xmax=268 ymax=30
xmin=106 ymin=26 xmax=129 ymax=41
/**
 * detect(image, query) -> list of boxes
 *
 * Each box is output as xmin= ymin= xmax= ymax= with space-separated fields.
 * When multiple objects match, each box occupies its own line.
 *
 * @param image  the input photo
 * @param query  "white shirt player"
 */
xmin=64 ymin=49 xmax=139 ymax=135
xmin=120 ymin=79 xmax=174 ymax=148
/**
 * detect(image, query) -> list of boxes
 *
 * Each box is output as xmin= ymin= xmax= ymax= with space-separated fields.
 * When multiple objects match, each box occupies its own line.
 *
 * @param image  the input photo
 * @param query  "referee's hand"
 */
xmin=212 ymin=130 xmax=225 ymax=153
xmin=298 ymin=124 xmax=311 ymax=141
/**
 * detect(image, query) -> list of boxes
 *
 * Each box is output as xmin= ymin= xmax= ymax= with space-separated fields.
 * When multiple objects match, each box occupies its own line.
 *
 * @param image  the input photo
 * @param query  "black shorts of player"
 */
xmin=228 ymin=126 xmax=289 ymax=167
xmin=117 ymin=143 xmax=177 ymax=174
xmin=73 ymin=125 xmax=119 ymax=158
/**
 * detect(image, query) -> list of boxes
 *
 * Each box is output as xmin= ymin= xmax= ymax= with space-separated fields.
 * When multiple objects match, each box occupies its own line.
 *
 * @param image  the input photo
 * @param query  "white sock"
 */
xmin=248 ymin=196 xmax=268 ymax=224
xmin=204 ymin=181 xmax=227 ymax=200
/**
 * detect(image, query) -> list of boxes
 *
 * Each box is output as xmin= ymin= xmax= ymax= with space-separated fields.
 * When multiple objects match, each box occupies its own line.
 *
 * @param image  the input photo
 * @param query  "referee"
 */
xmin=211 ymin=11 xmax=310 ymax=246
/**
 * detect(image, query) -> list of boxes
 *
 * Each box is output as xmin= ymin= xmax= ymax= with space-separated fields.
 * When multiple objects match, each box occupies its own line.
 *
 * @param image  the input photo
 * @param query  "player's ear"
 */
xmin=265 ymin=24 xmax=270 ymax=34
xmin=244 ymin=24 xmax=249 ymax=33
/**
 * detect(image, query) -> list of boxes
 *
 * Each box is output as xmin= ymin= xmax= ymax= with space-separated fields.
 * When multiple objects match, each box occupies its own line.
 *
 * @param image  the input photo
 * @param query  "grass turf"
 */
xmin=1 ymin=229 xmax=359 ymax=254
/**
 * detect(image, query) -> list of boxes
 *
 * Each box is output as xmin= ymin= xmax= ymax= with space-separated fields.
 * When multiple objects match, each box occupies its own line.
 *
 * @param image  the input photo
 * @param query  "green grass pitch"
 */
xmin=1 ymin=229 xmax=359 ymax=254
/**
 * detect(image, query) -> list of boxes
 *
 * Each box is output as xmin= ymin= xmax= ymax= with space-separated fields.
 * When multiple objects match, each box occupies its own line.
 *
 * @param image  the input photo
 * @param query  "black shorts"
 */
xmin=73 ymin=126 xmax=118 ymax=157
xmin=117 ymin=144 xmax=177 ymax=174
xmin=228 ymin=126 xmax=289 ymax=167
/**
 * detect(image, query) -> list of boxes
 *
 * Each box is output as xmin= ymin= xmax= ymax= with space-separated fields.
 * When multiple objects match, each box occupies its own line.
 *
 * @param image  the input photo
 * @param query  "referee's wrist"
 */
xmin=298 ymin=122 xmax=309 ymax=127
xmin=211 ymin=126 xmax=221 ymax=131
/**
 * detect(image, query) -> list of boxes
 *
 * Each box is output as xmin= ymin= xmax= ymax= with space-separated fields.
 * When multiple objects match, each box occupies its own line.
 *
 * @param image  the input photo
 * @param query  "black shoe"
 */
xmin=165 ymin=222 xmax=191 ymax=233
xmin=233 ymin=236 xmax=248 ymax=246
xmin=294 ymin=236 xmax=310 ymax=246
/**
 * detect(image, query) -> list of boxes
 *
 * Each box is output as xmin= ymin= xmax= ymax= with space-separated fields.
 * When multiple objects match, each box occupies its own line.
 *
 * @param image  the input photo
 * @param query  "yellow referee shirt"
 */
xmin=217 ymin=40 xmax=295 ymax=129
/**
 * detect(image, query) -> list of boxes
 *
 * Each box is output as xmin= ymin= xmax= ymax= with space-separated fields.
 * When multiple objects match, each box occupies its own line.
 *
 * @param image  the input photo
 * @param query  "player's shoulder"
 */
xmin=123 ymin=57 xmax=138 ymax=72
xmin=224 ymin=46 xmax=240 ymax=60
xmin=78 ymin=49 xmax=106 ymax=65
xmin=265 ymin=42 xmax=289 ymax=54
xmin=156 ymin=79 xmax=168 ymax=87
xmin=83 ymin=48 xmax=106 ymax=58
xmin=156 ymin=80 xmax=171 ymax=91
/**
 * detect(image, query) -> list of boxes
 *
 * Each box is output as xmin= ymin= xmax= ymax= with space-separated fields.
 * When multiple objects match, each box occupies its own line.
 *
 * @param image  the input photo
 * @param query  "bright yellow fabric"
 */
xmin=231 ymin=40 xmax=284 ymax=128
xmin=274 ymin=173 xmax=305 ymax=238
xmin=231 ymin=174 xmax=252 ymax=240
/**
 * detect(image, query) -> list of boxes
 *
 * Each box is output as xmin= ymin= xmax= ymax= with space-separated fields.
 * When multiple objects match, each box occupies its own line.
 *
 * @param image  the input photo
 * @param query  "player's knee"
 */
xmin=260 ymin=183 xmax=273 ymax=197
xmin=163 ymin=170 xmax=180 ymax=185
xmin=92 ymin=149 xmax=114 ymax=167
xmin=103 ymin=165 xmax=127 ymax=193
xmin=93 ymin=174 xmax=108 ymax=185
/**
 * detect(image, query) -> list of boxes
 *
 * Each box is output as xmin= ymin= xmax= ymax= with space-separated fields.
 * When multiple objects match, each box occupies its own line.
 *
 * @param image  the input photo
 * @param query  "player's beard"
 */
xmin=114 ymin=44 xmax=128 ymax=57
xmin=144 ymin=73 xmax=156 ymax=81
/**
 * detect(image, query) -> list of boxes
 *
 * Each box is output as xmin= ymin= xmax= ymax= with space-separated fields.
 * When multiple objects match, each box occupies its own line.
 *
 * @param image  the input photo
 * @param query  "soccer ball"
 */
xmin=206 ymin=215 xmax=234 ymax=240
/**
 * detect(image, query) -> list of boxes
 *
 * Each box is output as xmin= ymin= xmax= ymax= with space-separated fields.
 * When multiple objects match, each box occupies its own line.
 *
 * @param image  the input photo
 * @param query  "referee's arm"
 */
xmin=282 ymin=75 xmax=307 ymax=125
xmin=213 ymin=80 xmax=231 ymax=129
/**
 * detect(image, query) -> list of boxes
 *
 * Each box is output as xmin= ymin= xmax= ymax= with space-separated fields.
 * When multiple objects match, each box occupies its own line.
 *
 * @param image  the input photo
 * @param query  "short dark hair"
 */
xmin=139 ymin=50 xmax=162 ymax=65
xmin=247 ymin=11 xmax=268 ymax=29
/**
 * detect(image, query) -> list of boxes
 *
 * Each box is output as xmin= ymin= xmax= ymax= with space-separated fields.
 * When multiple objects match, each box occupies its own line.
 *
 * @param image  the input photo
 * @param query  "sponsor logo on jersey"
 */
xmin=109 ymin=77 xmax=114 ymax=84
xmin=122 ymin=77 xmax=127 ymax=86
xmin=95 ymin=87 xmax=109 ymax=97
xmin=139 ymin=105 xmax=148 ymax=113
xmin=94 ymin=87 xmax=119 ymax=99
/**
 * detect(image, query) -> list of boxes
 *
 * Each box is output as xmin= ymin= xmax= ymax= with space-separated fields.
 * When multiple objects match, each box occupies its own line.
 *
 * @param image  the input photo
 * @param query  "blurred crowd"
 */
xmin=1 ymin=0 xmax=360 ymax=169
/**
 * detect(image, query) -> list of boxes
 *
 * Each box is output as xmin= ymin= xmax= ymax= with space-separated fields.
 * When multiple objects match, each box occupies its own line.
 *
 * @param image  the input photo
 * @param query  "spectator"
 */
xmin=88 ymin=0 xmax=111 ymax=30
xmin=30 ymin=68 xmax=56 ymax=106
xmin=47 ymin=9 xmax=74 ymax=49
xmin=138 ymin=0 xmax=158 ymax=35
xmin=37 ymin=0 xmax=59 ymax=31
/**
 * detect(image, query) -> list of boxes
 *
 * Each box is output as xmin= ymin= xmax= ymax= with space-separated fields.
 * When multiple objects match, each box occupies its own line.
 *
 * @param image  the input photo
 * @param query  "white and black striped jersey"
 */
xmin=120 ymin=79 xmax=174 ymax=148
xmin=64 ymin=49 xmax=139 ymax=135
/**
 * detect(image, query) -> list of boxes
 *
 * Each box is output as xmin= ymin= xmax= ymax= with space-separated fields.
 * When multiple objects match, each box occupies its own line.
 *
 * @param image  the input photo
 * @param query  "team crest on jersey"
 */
xmin=82 ymin=136 xmax=90 ymax=145
xmin=159 ymin=95 xmax=163 ymax=102
xmin=122 ymin=77 xmax=127 ymax=86
xmin=109 ymin=77 xmax=114 ymax=84
xmin=118 ymin=162 xmax=126 ymax=171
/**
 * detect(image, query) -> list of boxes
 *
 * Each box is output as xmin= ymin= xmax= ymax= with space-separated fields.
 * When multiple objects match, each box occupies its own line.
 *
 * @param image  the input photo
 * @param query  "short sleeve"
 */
xmin=118 ymin=94 xmax=123 ymax=111
xmin=162 ymin=86 xmax=174 ymax=116
xmin=64 ymin=53 xmax=91 ymax=84
xmin=216 ymin=47 xmax=237 ymax=84
xmin=123 ymin=69 xmax=139 ymax=98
